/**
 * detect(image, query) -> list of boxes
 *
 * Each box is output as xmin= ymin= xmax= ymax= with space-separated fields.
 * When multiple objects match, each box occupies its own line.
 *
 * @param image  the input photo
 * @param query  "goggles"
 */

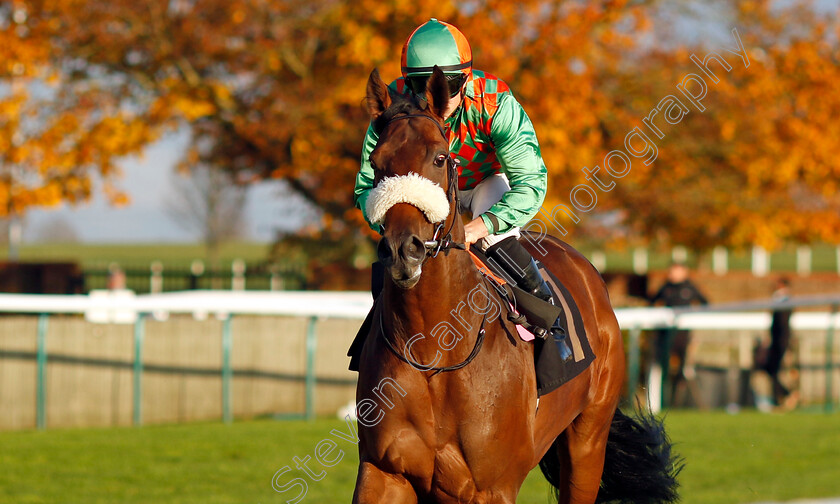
xmin=405 ymin=73 xmax=467 ymax=98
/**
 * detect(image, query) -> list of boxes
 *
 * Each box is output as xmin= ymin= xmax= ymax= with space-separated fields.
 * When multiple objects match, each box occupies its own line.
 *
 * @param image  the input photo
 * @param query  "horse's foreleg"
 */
xmin=352 ymin=461 xmax=418 ymax=504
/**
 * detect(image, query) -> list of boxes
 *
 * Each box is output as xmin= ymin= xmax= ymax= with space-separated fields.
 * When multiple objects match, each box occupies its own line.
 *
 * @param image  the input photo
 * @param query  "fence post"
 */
xmin=305 ymin=316 xmax=318 ymax=420
xmin=590 ymin=251 xmax=606 ymax=272
xmin=712 ymin=246 xmax=728 ymax=276
xmin=133 ymin=315 xmax=146 ymax=426
xmin=222 ymin=315 xmax=234 ymax=424
xmin=826 ymin=304 xmax=838 ymax=413
xmin=672 ymin=246 xmax=687 ymax=264
xmin=796 ymin=246 xmax=811 ymax=276
xmin=190 ymin=260 xmax=204 ymax=290
xmin=633 ymin=248 xmax=648 ymax=275
xmin=270 ymin=264 xmax=284 ymax=291
xmin=627 ymin=325 xmax=642 ymax=403
xmin=752 ymin=246 xmax=769 ymax=277
xmin=231 ymin=259 xmax=246 ymax=291
xmin=36 ymin=314 xmax=49 ymax=430
xmin=150 ymin=261 xmax=164 ymax=293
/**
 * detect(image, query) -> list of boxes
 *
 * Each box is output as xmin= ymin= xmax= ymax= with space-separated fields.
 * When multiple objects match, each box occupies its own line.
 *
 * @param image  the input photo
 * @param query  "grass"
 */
xmin=0 ymin=241 xmax=274 ymax=268
xmin=1 ymin=411 xmax=838 ymax=504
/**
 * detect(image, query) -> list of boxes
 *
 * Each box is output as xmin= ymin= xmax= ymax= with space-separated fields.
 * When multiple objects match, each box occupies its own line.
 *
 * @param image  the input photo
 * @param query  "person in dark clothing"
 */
xmin=763 ymin=277 xmax=793 ymax=407
xmin=648 ymin=262 xmax=708 ymax=408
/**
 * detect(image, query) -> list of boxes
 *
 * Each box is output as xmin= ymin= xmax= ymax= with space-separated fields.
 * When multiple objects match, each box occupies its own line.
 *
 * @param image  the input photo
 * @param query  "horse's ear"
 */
xmin=425 ymin=66 xmax=450 ymax=120
xmin=366 ymin=68 xmax=391 ymax=121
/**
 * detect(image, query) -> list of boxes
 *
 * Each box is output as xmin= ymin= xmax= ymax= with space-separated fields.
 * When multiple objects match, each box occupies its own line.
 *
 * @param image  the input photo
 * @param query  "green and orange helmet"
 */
xmin=401 ymin=18 xmax=472 ymax=97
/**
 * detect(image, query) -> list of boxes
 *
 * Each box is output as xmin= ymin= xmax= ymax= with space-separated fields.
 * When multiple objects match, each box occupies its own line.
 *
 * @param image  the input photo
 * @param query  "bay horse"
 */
xmin=353 ymin=67 xmax=680 ymax=504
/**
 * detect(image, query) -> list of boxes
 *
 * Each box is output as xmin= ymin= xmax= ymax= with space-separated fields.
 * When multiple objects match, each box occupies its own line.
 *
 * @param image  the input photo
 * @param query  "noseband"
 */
xmin=384 ymin=113 xmax=466 ymax=257
xmin=378 ymin=113 xmax=485 ymax=375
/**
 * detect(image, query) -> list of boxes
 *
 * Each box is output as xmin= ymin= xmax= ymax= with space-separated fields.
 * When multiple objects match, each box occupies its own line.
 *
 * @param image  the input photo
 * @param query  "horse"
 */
xmin=352 ymin=67 xmax=681 ymax=504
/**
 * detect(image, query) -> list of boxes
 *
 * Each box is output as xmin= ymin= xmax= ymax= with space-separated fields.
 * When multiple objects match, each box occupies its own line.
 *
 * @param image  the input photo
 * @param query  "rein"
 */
xmin=376 ymin=111 xmax=485 ymax=374
xmin=384 ymin=113 xmax=465 ymax=257
xmin=377 ymin=300 xmax=488 ymax=376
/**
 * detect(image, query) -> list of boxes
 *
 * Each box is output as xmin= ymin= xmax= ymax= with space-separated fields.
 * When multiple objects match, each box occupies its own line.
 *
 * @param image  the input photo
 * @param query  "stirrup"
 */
xmin=551 ymin=325 xmax=574 ymax=362
xmin=533 ymin=324 xmax=573 ymax=362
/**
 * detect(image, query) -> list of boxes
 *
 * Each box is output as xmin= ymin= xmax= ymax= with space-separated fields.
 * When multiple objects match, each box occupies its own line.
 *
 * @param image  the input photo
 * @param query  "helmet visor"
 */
xmin=406 ymin=73 xmax=467 ymax=98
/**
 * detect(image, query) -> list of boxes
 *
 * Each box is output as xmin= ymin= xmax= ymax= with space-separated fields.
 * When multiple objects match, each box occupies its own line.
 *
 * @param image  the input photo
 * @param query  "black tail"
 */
xmin=539 ymin=408 xmax=683 ymax=504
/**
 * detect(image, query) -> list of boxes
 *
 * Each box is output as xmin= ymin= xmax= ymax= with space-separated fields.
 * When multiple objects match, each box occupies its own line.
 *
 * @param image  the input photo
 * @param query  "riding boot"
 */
xmin=485 ymin=237 xmax=552 ymax=302
xmin=519 ymin=257 xmax=553 ymax=302
xmin=486 ymin=238 xmax=571 ymax=363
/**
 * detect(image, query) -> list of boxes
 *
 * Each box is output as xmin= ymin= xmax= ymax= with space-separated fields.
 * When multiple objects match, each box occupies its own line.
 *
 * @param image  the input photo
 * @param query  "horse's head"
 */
xmin=364 ymin=67 xmax=461 ymax=289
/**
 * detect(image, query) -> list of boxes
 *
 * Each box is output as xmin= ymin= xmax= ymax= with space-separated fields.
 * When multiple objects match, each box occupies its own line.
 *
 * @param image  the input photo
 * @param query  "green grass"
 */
xmin=1 ymin=411 xmax=838 ymax=503
xmin=0 ymin=241 xmax=273 ymax=268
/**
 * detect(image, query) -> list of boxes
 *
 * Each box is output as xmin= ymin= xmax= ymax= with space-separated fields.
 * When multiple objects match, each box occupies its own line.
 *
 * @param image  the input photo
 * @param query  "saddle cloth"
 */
xmin=469 ymin=247 xmax=596 ymax=396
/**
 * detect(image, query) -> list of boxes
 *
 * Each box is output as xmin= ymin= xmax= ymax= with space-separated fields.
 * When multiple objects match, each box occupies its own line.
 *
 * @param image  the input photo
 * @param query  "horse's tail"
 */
xmin=539 ymin=408 xmax=683 ymax=504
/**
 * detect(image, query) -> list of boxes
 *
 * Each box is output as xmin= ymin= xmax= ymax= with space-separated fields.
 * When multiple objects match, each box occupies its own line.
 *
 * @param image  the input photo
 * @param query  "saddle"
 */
xmin=468 ymin=246 xmax=595 ymax=395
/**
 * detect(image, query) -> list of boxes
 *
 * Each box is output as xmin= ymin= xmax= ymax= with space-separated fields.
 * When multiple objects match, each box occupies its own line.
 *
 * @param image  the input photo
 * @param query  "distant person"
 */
xmin=648 ymin=262 xmax=708 ymax=407
xmin=755 ymin=277 xmax=796 ymax=410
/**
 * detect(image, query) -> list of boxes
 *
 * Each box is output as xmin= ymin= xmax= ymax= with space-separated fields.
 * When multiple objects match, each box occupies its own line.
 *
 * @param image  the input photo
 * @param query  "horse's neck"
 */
xmin=383 ymin=251 xmax=485 ymax=365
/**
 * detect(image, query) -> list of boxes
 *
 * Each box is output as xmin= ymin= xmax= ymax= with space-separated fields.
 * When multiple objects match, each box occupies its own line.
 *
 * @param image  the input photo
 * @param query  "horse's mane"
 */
xmin=372 ymin=91 xmax=427 ymax=135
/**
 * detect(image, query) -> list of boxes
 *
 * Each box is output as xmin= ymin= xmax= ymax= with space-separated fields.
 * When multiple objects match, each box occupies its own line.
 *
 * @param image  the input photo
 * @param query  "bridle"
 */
xmin=382 ymin=113 xmax=466 ymax=258
xmin=376 ymin=111 xmax=487 ymax=375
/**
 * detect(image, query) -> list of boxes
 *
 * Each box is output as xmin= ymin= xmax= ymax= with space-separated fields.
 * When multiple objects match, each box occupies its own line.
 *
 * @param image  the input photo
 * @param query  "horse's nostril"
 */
xmin=401 ymin=235 xmax=426 ymax=263
xmin=377 ymin=238 xmax=393 ymax=263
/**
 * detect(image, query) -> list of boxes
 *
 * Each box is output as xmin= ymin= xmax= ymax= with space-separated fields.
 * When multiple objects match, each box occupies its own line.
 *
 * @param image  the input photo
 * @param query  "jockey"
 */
xmin=354 ymin=18 xmax=553 ymax=303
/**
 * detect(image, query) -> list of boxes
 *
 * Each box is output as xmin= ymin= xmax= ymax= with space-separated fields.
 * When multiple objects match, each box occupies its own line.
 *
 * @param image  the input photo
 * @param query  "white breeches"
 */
xmin=459 ymin=174 xmax=520 ymax=251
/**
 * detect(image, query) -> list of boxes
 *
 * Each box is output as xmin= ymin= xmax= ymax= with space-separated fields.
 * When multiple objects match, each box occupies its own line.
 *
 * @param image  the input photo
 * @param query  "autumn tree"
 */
xmin=579 ymin=1 xmax=840 ymax=251
xmin=1 ymin=0 xmax=837 ymax=261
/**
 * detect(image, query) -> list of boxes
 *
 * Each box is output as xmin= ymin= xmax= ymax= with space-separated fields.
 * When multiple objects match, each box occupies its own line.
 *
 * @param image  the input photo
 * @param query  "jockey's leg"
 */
xmin=485 ymin=236 xmax=552 ymax=302
xmin=468 ymin=175 xmax=571 ymax=361
xmin=466 ymin=174 xmax=552 ymax=301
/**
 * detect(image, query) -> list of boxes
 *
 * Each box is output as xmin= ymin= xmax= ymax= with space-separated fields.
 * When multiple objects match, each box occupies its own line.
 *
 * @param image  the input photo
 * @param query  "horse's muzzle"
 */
xmin=377 ymin=234 xmax=425 ymax=288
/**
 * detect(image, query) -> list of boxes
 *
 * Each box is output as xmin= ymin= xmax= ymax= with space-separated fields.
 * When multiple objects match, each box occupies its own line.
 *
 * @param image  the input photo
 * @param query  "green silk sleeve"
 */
xmin=484 ymin=92 xmax=548 ymax=233
xmin=354 ymin=122 xmax=382 ymax=234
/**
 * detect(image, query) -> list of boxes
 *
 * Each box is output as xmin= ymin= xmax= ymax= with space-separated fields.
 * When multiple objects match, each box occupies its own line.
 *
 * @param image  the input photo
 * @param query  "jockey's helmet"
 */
xmin=401 ymin=18 xmax=472 ymax=97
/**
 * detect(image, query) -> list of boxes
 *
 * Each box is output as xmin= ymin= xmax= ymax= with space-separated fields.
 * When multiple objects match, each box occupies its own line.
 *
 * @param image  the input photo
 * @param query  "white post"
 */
xmin=796 ymin=246 xmax=811 ymax=276
xmin=270 ymin=264 xmax=284 ymax=291
xmin=150 ymin=261 xmax=164 ymax=294
xmin=712 ymin=246 xmax=728 ymax=276
xmin=231 ymin=259 xmax=246 ymax=291
xmin=672 ymin=245 xmax=688 ymax=264
xmin=590 ymin=251 xmax=606 ymax=272
xmin=648 ymin=364 xmax=663 ymax=414
xmin=751 ymin=246 xmax=769 ymax=277
xmin=190 ymin=260 xmax=205 ymax=290
xmin=633 ymin=248 xmax=648 ymax=275
xmin=7 ymin=218 xmax=22 ymax=261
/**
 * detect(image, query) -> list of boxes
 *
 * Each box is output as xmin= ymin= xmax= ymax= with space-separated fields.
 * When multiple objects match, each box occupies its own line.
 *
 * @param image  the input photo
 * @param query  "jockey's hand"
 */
xmin=464 ymin=218 xmax=490 ymax=247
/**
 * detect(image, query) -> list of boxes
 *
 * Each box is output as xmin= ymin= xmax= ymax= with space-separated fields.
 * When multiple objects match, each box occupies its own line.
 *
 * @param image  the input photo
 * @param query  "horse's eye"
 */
xmin=434 ymin=154 xmax=447 ymax=167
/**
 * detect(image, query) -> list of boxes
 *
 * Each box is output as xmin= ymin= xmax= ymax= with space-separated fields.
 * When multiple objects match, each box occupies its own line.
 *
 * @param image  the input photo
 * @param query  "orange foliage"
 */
xmin=0 ymin=1 xmax=836 ymax=251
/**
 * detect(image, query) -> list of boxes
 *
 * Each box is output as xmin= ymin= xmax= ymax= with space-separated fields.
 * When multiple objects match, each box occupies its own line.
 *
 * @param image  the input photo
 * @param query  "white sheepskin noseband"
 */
xmin=366 ymin=172 xmax=450 ymax=226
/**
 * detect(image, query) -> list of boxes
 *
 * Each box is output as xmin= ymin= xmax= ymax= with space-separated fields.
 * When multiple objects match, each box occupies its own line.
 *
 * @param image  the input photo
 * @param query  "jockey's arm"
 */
xmin=355 ymin=122 xmax=382 ymax=234
xmin=480 ymin=92 xmax=548 ymax=235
